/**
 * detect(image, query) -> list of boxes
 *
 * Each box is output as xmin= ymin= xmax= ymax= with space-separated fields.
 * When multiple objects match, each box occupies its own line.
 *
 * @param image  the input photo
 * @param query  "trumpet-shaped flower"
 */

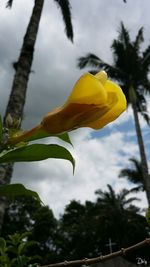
xmin=8 ymin=71 xmax=127 ymax=145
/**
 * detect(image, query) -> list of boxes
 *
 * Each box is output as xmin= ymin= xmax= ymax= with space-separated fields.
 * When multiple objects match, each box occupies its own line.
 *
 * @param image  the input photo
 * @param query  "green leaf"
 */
xmin=57 ymin=132 xmax=73 ymax=146
xmin=0 ymin=115 xmax=2 ymax=142
xmin=0 ymin=184 xmax=42 ymax=203
xmin=146 ymin=206 xmax=150 ymax=226
xmin=0 ymin=144 xmax=75 ymax=172
xmin=19 ymin=127 xmax=73 ymax=146
xmin=18 ymin=240 xmax=38 ymax=255
xmin=0 ymin=238 xmax=6 ymax=254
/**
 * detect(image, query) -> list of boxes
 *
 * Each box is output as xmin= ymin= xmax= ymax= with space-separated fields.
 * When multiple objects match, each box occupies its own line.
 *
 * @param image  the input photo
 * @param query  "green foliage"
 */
xmin=58 ymin=132 xmax=73 ymax=146
xmin=146 ymin=206 xmax=150 ymax=226
xmin=0 ymin=116 xmax=75 ymax=200
xmin=0 ymin=119 xmax=74 ymax=170
xmin=0 ymin=184 xmax=42 ymax=203
xmin=0 ymin=232 xmax=40 ymax=267
xmin=2 ymin=196 xmax=58 ymax=265
xmin=0 ymin=115 xmax=2 ymax=142
xmin=56 ymin=186 xmax=149 ymax=263
xmin=2 ymin=189 xmax=149 ymax=265
xmin=0 ymin=143 xmax=75 ymax=171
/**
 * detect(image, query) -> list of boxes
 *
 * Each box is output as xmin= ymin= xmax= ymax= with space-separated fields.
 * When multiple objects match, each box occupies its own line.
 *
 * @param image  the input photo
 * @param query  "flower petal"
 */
xmin=42 ymin=103 xmax=100 ymax=133
xmin=86 ymin=80 xmax=127 ymax=129
xmin=64 ymin=73 xmax=107 ymax=106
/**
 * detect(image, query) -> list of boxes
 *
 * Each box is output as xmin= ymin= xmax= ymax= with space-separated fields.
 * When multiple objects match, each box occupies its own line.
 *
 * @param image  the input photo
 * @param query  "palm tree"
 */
xmin=78 ymin=22 xmax=150 ymax=204
xmin=0 ymin=0 xmax=73 ymax=232
xmin=95 ymin=184 xmax=139 ymax=211
xmin=119 ymin=157 xmax=145 ymax=192
xmin=58 ymin=186 xmax=142 ymax=258
xmin=94 ymin=184 xmax=142 ymax=250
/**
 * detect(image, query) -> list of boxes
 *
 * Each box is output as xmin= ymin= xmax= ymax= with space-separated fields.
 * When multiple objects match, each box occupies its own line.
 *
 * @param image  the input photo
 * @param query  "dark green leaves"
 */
xmin=54 ymin=0 xmax=73 ymax=42
xmin=0 ymin=144 xmax=75 ymax=172
xmin=0 ymin=184 xmax=42 ymax=203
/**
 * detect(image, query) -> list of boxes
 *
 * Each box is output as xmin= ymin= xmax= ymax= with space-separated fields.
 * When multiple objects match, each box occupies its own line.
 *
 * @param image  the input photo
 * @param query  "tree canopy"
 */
xmin=2 ymin=186 xmax=150 ymax=265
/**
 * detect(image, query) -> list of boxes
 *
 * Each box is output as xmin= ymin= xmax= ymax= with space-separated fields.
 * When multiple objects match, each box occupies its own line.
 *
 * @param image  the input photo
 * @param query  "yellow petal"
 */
xmin=42 ymin=103 xmax=99 ymax=133
xmin=95 ymin=70 xmax=108 ymax=85
xmin=86 ymin=80 xmax=127 ymax=129
xmin=64 ymin=73 xmax=107 ymax=106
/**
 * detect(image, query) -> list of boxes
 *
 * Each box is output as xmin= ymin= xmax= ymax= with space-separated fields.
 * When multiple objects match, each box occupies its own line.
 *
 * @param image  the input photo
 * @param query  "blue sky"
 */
xmin=0 ymin=0 xmax=150 ymax=217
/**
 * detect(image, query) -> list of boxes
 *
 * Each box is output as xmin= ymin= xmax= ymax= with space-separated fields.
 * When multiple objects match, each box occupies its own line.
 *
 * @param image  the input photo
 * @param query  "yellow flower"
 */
xmin=41 ymin=70 xmax=126 ymax=132
xmin=8 ymin=71 xmax=127 ymax=144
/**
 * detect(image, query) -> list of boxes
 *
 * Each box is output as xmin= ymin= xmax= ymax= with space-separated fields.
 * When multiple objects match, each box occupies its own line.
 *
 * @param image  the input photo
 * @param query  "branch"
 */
xmin=40 ymin=238 xmax=150 ymax=267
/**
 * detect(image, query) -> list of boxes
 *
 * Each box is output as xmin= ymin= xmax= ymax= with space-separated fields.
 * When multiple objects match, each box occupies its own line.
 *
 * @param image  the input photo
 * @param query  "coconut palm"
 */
xmin=119 ymin=158 xmax=145 ymax=192
xmin=0 ymin=0 xmax=73 ymax=232
xmin=94 ymin=185 xmax=147 ymax=252
xmin=78 ymin=22 xmax=150 ymax=204
xmin=95 ymin=184 xmax=140 ymax=211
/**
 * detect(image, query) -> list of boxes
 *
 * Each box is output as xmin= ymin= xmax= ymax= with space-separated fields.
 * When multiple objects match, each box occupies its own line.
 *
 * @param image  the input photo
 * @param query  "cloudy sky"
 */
xmin=0 ymin=0 xmax=150 ymax=217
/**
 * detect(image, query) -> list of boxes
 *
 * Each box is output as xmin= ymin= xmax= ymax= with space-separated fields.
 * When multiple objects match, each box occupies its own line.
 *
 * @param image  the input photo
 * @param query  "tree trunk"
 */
xmin=4 ymin=0 xmax=44 ymax=121
xmin=0 ymin=0 xmax=44 ymax=232
xmin=132 ymin=102 xmax=150 ymax=204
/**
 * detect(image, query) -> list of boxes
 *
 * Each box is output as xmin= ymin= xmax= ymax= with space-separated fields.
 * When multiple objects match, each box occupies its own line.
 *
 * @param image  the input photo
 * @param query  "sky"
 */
xmin=0 ymin=0 xmax=150 ymax=217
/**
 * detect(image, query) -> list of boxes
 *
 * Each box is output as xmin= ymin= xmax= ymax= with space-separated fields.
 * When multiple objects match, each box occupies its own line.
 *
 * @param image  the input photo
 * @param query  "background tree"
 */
xmin=0 ymin=0 xmax=74 ymax=232
xmin=94 ymin=185 xmax=141 ymax=248
xmin=94 ymin=185 xmax=150 ymax=262
xmin=119 ymin=157 xmax=145 ymax=192
xmin=2 ymin=187 xmax=150 ymax=265
xmin=78 ymin=22 xmax=150 ymax=204
xmin=57 ymin=185 xmax=149 ymax=263
xmin=2 ymin=196 xmax=59 ymax=265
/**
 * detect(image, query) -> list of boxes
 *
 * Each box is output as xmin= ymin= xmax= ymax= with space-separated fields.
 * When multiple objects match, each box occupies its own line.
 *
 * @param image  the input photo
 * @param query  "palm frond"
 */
xmin=124 ymin=196 xmax=141 ymax=204
xmin=54 ymin=0 xmax=73 ymax=42
xmin=78 ymin=53 xmax=126 ymax=83
xmin=133 ymin=27 xmax=144 ymax=53
xmin=111 ymin=40 xmax=128 ymax=71
xmin=119 ymin=188 xmax=141 ymax=206
xmin=6 ymin=0 xmax=13 ymax=8
xmin=136 ymin=93 xmax=150 ymax=125
xmin=78 ymin=53 xmax=102 ymax=69
xmin=119 ymin=158 xmax=145 ymax=190
xmin=140 ymin=111 xmax=150 ymax=125
xmin=107 ymin=184 xmax=116 ymax=198
xmin=112 ymin=37 xmax=141 ymax=81
xmin=96 ymin=184 xmax=138 ymax=212
xmin=130 ymin=185 xmax=145 ymax=193
xmin=142 ymin=45 xmax=150 ymax=70
xmin=118 ymin=22 xmax=130 ymax=48
xmin=130 ymin=158 xmax=142 ymax=171
xmin=141 ymin=80 xmax=150 ymax=93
